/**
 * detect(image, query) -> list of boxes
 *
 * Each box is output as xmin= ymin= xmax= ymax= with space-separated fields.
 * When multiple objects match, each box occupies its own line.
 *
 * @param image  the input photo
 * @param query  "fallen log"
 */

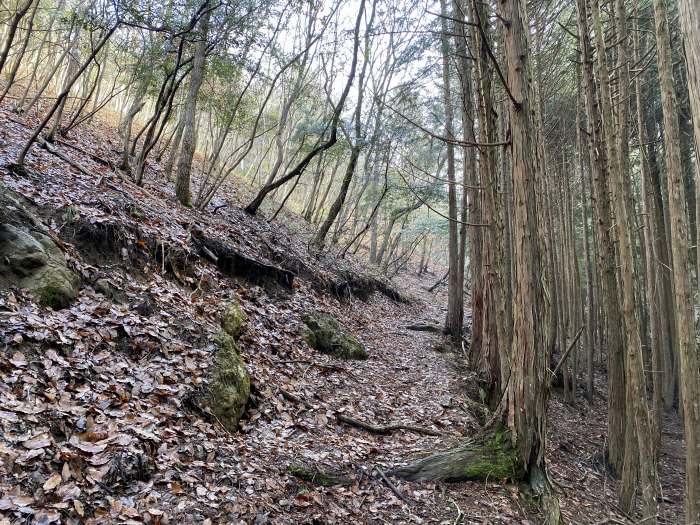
xmin=404 ymin=322 xmax=443 ymax=333
xmin=287 ymin=465 xmax=351 ymax=486
xmin=329 ymin=274 xmax=410 ymax=303
xmin=388 ymin=428 xmax=523 ymax=482
xmin=191 ymin=229 xmax=295 ymax=289
xmin=336 ymin=413 xmax=440 ymax=436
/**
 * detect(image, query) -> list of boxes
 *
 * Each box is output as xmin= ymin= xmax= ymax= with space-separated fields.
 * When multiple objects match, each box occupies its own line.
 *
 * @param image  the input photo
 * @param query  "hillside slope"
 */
xmin=0 ymin=104 xmax=685 ymax=524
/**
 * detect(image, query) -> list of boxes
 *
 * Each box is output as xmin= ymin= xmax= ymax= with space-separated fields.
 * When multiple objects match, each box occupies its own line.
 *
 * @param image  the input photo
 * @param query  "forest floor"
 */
xmin=0 ymin=101 xmax=688 ymax=524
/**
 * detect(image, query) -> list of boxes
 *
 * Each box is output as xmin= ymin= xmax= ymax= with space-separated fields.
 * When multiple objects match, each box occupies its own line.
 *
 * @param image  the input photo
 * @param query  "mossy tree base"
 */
xmin=524 ymin=464 xmax=564 ymax=525
xmin=389 ymin=429 xmax=563 ymax=525
xmin=388 ymin=429 xmax=524 ymax=482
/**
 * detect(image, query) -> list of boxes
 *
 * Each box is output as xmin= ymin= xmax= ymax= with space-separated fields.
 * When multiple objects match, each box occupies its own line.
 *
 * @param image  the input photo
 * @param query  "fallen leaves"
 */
xmin=22 ymin=433 xmax=51 ymax=450
xmin=69 ymin=436 xmax=107 ymax=454
xmin=0 ymin=100 xmax=682 ymax=525
xmin=43 ymin=473 xmax=62 ymax=492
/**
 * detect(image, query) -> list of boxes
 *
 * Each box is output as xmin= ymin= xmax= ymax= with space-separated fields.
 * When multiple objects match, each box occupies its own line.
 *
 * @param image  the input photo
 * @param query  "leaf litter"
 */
xmin=0 ymin=99 xmax=686 ymax=525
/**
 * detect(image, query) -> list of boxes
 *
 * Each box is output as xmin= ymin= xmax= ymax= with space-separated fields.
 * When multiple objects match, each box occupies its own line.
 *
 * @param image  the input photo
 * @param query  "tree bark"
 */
xmin=499 ymin=0 xmax=561 ymax=518
xmin=575 ymin=0 xmax=626 ymax=476
xmin=596 ymin=0 xmax=657 ymax=512
xmin=175 ymin=8 xmax=211 ymax=206
xmin=657 ymin=0 xmax=700 ymax=520
xmin=439 ymin=0 xmax=462 ymax=346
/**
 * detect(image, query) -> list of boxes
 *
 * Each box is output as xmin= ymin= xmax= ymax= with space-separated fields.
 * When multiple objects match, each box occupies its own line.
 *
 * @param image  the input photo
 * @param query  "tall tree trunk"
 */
xmin=439 ymin=0 xmax=462 ymax=346
xmin=175 ymin=8 xmax=211 ymax=206
xmin=657 ymin=0 xmax=700 ymax=520
xmin=500 ymin=0 xmax=561 ymax=518
xmin=575 ymin=0 xmax=626 ymax=476
xmin=596 ymin=0 xmax=657 ymax=512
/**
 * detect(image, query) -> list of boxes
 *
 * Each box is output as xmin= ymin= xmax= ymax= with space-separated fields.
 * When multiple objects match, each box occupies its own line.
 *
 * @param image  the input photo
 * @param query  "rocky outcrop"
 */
xmin=205 ymin=301 xmax=251 ymax=431
xmin=207 ymin=332 xmax=251 ymax=431
xmin=0 ymin=185 xmax=79 ymax=309
xmin=302 ymin=313 xmax=367 ymax=360
xmin=221 ymin=302 xmax=247 ymax=338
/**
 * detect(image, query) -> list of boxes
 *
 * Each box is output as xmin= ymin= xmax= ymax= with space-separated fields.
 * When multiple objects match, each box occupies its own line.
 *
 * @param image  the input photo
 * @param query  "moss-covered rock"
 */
xmin=207 ymin=331 xmax=250 ymax=431
xmin=0 ymin=189 xmax=80 ymax=310
xmin=221 ymin=302 xmax=247 ymax=339
xmin=301 ymin=313 xmax=367 ymax=360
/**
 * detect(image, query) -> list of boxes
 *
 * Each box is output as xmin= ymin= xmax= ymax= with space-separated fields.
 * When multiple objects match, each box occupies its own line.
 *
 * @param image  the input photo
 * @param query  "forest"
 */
xmin=0 ymin=0 xmax=699 ymax=522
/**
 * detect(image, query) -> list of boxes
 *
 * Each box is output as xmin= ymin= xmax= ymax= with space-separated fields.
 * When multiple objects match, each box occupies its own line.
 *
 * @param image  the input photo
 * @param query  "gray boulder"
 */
xmin=302 ymin=313 xmax=367 ymax=360
xmin=0 ymin=186 xmax=79 ymax=309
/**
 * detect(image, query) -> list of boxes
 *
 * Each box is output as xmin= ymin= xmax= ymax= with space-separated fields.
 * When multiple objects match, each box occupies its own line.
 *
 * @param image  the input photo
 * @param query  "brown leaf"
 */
xmin=22 ymin=433 xmax=51 ymax=450
xmin=69 ymin=436 xmax=106 ymax=454
xmin=73 ymin=499 xmax=85 ymax=517
xmin=10 ymin=351 xmax=27 ymax=367
xmin=43 ymin=473 xmax=62 ymax=492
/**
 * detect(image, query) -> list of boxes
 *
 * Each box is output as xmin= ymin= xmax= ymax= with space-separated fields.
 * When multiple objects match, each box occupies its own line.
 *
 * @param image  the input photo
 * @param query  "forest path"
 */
xmin=229 ymin=271 xmax=531 ymax=523
xmin=0 ymin=99 xmax=517 ymax=524
xmin=230 ymin=275 xmax=492 ymax=523
xmin=0 ymin=100 xmax=686 ymax=525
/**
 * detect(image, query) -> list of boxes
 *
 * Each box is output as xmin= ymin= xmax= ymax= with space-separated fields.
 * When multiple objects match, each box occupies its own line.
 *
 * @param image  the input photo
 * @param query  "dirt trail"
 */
xmin=221 ymin=272 xmax=531 ymax=524
xmin=0 ymin=101 xmax=687 ymax=524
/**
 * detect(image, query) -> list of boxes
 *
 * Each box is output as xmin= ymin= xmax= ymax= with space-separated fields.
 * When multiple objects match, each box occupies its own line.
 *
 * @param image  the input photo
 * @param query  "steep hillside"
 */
xmin=0 ymin=103 xmax=686 ymax=524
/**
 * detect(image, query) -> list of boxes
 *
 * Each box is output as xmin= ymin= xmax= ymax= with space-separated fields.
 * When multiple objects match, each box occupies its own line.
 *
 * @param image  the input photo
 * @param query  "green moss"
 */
xmin=460 ymin=429 xmax=524 ymax=481
xmin=301 ymin=313 xmax=367 ymax=360
xmin=39 ymin=283 xmax=72 ymax=310
xmin=128 ymin=204 xmax=145 ymax=220
xmin=287 ymin=466 xmax=343 ymax=487
xmin=207 ymin=331 xmax=250 ymax=431
xmin=221 ymin=302 xmax=247 ymax=339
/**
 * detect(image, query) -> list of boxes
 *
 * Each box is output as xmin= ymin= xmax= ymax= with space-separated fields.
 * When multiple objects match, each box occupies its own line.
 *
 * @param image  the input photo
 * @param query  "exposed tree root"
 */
xmin=191 ymin=229 xmax=295 ymax=289
xmin=40 ymin=138 xmax=94 ymax=176
xmin=404 ymin=322 xmax=443 ymax=333
xmin=328 ymin=274 xmax=410 ymax=303
xmin=336 ymin=413 xmax=440 ymax=436
xmin=525 ymin=464 xmax=564 ymax=525
xmin=388 ymin=429 xmax=524 ymax=482
xmin=389 ymin=429 xmax=563 ymax=524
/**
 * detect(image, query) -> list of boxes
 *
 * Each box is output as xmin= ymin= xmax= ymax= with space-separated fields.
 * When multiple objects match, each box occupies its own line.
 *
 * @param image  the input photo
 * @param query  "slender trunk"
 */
xmin=14 ymin=24 xmax=118 ymax=167
xmin=655 ymin=0 xmax=700 ymax=520
xmin=633 ymin=0 xmax=663 ymax=451
xmin=0 ymin=0 xmax=34 ymax=76
xmin=175 ymin=8 xmax=211 ymax=206
xmin=575 ymin=0 xmax=626 ymax=475
xmin=439 ymin=0 xmax=461 ymax=345
xmin=0 ymin=0 xmax=39 ymax=105
xmin=244 ymin=0 xmax=366 ymax=216
xmin=313 ymin=145 xmax=361 ymax=248
xmin=595 ymin=0 xmax=656 ymax=512
xmin=499 ymin=0 xmax=561 ymax=517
